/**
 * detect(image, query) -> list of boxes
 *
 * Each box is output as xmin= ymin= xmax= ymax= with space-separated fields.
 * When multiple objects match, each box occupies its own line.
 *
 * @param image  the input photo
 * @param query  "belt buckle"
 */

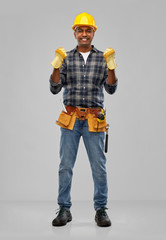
xmin=78 ymin=108 xmax=87 ymax=120
xmin=80 ymin=108 xmax=86 ymax=112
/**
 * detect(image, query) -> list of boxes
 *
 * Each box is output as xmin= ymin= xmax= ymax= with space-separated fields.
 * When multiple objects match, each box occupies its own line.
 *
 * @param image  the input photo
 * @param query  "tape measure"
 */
xmin=97 ymin=109 xmax=106 ymax=122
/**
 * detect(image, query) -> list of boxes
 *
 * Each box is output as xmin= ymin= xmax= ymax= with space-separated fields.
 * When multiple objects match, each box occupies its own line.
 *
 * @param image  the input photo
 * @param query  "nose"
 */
xmin=82 ymin=30 xmax=87 ymax=36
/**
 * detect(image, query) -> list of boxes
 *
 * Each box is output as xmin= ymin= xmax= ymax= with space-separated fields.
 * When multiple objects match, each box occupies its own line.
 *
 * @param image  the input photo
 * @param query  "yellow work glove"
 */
xmin=103 ymin=48 xmax=117 ymax=70
xmin=51 ymin=47 xmax=67 ymax=69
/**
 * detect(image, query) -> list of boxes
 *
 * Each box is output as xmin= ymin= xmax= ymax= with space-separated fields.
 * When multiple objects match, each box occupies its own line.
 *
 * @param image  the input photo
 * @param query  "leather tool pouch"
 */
xmin=88 ymin=116 xmax=107 ymax=132
xmin=56 ymin=111 xmax=76 ymax=130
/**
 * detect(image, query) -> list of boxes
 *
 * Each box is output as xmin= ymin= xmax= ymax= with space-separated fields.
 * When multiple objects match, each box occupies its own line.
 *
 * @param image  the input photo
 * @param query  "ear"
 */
xmin=74 ymin=32 xmax=77 ymax=39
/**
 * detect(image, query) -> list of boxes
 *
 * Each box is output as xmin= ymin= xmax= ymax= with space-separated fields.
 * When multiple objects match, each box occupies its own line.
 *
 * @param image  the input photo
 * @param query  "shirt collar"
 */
xmin=73 ymin=45 xmax=98 ymax=53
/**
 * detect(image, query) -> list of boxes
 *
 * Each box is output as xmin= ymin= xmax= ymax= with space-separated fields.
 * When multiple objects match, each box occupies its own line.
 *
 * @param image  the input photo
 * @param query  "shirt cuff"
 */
xmin=107 ymin=78 xmax=118 ymax=86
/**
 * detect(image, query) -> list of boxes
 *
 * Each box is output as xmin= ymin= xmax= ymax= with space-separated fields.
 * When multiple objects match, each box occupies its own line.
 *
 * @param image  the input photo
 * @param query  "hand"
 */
xmin=51 ymin=47 xmax=67 ymax=69
xmin=103 ymin=47 xmax=117 ymax=70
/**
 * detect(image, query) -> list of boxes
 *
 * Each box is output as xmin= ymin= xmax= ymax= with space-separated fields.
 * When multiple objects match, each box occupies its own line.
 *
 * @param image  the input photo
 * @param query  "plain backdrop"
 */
xmin=0 ymin=0 xmax=166 ymax=203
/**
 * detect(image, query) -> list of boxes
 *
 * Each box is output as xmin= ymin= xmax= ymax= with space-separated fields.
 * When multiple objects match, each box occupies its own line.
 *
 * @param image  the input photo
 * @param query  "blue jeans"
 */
xmin=58 ymin=119 xmax=108 ymax=210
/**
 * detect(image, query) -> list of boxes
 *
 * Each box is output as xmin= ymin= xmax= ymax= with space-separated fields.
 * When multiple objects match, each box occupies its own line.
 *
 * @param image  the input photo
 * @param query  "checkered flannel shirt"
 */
xmin=49 ymin=46 xmax=117 ymax=108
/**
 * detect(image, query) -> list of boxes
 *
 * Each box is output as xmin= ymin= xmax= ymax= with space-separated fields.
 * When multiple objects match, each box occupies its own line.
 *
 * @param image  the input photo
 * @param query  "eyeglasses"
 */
xmin=75 ymin=28 xmax=94 ymax=34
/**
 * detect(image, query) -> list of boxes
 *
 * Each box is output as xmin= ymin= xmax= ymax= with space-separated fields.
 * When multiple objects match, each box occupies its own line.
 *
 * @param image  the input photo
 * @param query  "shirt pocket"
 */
xmin=90 ymin=64 xmax=106 ymax=86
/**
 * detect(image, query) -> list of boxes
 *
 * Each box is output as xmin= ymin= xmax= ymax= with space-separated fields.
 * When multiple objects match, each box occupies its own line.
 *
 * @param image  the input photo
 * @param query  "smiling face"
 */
xmin=74 ymin=26 xmax=95 ymax=52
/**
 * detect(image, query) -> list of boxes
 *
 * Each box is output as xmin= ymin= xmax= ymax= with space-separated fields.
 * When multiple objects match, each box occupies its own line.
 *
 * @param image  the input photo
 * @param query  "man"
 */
xmin=49 ymin=12 xmax=118 ymax=227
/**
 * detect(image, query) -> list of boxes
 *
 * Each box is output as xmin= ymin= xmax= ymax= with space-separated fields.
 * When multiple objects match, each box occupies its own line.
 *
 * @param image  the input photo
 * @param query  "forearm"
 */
xmin=51 ymin=68 xmax=60 ymax=83
xmin=104 ymin=69 xmax=118 ymax=94
xmin=49 ymin=69 xmax=63 ymax=94
xmin=107 ymin=69 xmax=117 ymax=85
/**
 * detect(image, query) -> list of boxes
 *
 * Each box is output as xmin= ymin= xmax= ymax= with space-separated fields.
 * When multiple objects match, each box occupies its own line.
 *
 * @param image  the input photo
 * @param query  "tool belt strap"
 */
xmin=65 ymin=106 xmax=102 ymax=120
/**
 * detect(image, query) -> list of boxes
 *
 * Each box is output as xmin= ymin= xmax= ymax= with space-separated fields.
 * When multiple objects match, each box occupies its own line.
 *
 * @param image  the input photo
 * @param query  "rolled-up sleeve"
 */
xmin=104 ymin=79 xmax=118 ymax=94
xmin=49 ymin=77 xmax=63 ymax=94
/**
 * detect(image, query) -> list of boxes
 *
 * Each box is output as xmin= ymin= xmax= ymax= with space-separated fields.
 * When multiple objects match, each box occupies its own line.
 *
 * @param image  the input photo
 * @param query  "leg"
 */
xmin=82 ymin=121 xmax=108 ymax=210
xmin=58 ymin=122 xmax=81 ymax=209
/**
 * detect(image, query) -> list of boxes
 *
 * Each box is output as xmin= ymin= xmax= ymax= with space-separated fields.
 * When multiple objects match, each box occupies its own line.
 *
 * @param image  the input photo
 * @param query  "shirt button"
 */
xmin=83 ymin=98 xmax=85 ymax=100
xmin=84 ymin=75 xmax=86 ymax=77
xmin=83 ymin=87 xmax=85 ymax=89
xmin=83 ymin=65 xmax=84 ymax=67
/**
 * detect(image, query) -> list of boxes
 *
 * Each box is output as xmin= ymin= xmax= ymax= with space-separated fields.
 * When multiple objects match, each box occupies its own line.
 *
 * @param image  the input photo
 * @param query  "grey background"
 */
xmin=0 ymin=0 xmax=166 ymax=203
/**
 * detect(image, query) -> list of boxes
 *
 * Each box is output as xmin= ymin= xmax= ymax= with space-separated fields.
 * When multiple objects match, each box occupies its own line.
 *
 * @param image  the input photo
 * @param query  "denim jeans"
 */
xmin=58 ymin=119 xmax=108 ymax=210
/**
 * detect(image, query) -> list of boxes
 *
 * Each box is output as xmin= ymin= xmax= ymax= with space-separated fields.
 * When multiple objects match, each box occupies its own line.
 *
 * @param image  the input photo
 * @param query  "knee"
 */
xmin=92 ymin=165 xmax=107 ymax=181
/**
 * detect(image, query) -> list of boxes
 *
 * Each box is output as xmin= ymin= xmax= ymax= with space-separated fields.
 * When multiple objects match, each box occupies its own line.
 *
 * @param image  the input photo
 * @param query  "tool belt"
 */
xmin=56 ymin=106 xmax=107 ymax=132
xmin=66 ymin=106 xmax=102 ymax=120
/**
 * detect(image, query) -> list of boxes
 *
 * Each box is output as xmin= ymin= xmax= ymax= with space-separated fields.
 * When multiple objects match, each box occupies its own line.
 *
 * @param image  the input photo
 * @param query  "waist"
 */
xmin=65 ymin=105 xmax=103 ymax=120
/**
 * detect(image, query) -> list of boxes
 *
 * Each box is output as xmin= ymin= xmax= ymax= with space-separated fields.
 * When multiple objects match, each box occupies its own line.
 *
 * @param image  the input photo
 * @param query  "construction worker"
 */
xmin=49 ymin=12 xmax=118 ymax=227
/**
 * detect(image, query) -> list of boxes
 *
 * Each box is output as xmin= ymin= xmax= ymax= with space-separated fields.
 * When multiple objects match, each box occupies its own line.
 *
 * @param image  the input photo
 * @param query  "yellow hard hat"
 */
xmin=72 ymin=12 xmax=97 ymax=31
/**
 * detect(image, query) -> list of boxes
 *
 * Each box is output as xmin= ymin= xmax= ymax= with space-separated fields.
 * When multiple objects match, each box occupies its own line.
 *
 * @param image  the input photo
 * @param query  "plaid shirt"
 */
xmin=49 ymin=46 xmax=117 ymax=108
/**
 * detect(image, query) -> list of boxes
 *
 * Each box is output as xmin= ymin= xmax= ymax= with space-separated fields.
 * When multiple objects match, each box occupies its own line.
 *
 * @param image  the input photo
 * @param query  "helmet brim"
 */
xmin=72 ymin=24 xmax=97 ymax=32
